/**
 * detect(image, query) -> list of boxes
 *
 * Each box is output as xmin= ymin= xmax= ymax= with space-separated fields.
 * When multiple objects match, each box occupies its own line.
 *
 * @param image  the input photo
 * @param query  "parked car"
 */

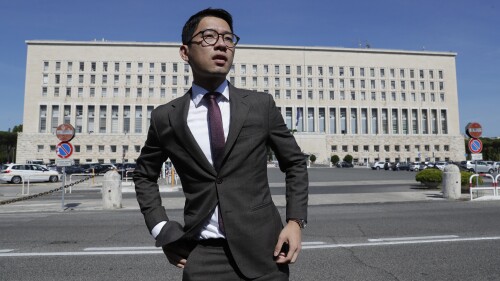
xmin=409 ymin=162 xmax=426 ymax=171
xmin=371 ymin=162 xmax=386 ymax=170
xmin=468 ymin=161 xmax=495 ymax=174
xmin=336 ymin=161 xmax=354 ymax=168
xmin=459 ymin=161 xmax=475 ymax=171
xmin=391 ymin=162 xmax=411 ymax=171
xmin=80 ymin=163 xmax=114 ymax=174
xmin=115 ymin=163 xmax=137 ymax=178
xmin=57 ymin=165 xmax=86 ymax=175
xmin=434 ymin=161 xmax=448 ymax=171
xmin=0 ymin=163 xmax=60 ymax=184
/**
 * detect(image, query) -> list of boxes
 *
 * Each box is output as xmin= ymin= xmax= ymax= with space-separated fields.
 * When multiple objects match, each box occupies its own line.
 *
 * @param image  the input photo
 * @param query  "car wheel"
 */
xmin=376 ymin=167 xmax=380 ymax=170
xmin=488 ymin=169 xmax=494 ymax=174
xmin=11 ymin=176 xmax=22 ymax=184
xmin=49 ymin=175 xmax=59 ymax=182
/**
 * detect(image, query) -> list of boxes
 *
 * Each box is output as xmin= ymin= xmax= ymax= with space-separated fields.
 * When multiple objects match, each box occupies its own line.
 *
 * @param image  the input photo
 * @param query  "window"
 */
xmin=86 ymin=145 xmax=92 ymax=152
xmin=43 ymin=61 xmax=49 ymax=71
xmin=91 ymin=62 xmax=96 ymax=72
xmin=274 ymin=65 xmax=280 ymax=75
xmin=339 ymin=67 xmax=344 ymax=76
xmin=241 ymin=65 xmax=246 ymax=74
xmin=79 ymin=62 xmax=85 ymax=71
xmin=67 ymin=62 xmax=73 ymax=72
xmin=43 ymin=74 xmax=48 ymax=84
xmin=296 ymin=65 xmax=301 ymax=75
xmin=114 ymin=62 xmax=120 ymax=72
xmin=103 ymin=62 xmax=108 ymax=72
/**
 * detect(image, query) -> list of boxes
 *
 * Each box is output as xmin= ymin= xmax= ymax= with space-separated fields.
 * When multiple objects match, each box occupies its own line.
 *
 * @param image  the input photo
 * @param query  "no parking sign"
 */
xmin=56 ymin=142 xmax=74 ymax=159
xmin=468 ymin=138 xmax=483 ymax=154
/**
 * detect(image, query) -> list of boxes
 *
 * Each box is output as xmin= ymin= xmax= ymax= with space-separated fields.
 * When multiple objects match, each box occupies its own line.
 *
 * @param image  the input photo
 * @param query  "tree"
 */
xmin=0 ymin=130 xmax=18 ymax=163
xmin=309 ymin=154 xmax=316 ymax=163
xmin=343 ymin=154 xmax=353 ymax=164
xmin=330 ymin=155 xmax=340 ymax=165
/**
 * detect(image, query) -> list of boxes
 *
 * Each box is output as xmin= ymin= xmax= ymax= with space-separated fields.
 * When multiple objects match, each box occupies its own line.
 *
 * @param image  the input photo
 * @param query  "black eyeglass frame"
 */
xmin=188 ymin=29 xmax=240 ymax=48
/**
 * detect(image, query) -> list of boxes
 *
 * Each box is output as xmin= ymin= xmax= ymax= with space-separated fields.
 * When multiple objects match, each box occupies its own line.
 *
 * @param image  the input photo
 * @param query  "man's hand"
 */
xmin=162 ymin=241 xmax=192 ymax=268
xmin=273 ymin=220 xmax=302 ymax=264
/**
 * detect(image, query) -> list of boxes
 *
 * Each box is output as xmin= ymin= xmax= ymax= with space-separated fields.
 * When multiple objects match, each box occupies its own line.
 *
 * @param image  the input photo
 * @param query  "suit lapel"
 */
xmin=170 ymin=90 xmax=215 ymax=174
xmin=223 ymin=85 xmax=250 ymax=163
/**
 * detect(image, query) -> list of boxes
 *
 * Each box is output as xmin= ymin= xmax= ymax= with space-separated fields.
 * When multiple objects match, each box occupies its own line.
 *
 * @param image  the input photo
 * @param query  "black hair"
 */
xmin=181 ymin=8 xmax=234 ymax=45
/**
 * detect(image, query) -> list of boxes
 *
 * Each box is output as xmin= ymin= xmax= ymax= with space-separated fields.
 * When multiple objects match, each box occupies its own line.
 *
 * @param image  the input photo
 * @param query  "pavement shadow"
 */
xmin=64 ymin=203 xmax=81 ymax=210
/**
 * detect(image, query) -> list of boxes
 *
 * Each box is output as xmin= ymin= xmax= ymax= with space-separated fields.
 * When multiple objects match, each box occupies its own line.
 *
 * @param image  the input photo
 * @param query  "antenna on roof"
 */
xmin=365 ymin=41 xmax=371 ymax=48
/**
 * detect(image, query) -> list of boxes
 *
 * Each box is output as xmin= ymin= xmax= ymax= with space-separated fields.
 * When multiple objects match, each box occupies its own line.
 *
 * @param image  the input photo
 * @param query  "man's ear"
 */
xmin=179 ymin=45 xmax=189 ymax=62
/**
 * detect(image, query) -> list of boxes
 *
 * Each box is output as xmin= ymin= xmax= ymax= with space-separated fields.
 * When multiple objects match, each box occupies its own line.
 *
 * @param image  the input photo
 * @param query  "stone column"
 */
xmin=442 ymin=164 xmax=461 ymax=200
xmin=102 ymin=170 xmax=122 ymax=209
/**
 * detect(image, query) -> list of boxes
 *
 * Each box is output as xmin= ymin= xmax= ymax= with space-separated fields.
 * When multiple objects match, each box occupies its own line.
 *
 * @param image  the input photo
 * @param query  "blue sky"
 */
xmin=1 ymin=0 xmax=499 ymax=136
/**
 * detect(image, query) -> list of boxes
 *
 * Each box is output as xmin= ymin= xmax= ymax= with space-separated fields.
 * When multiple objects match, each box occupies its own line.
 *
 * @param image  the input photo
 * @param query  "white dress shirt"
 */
xmin=152 ymin=81 xmax=230 ymax=240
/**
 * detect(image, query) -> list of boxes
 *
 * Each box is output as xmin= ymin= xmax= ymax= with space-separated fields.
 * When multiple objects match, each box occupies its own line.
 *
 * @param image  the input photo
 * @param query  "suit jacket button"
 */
xmin=216 ymin=178 xmax=223 ymax=184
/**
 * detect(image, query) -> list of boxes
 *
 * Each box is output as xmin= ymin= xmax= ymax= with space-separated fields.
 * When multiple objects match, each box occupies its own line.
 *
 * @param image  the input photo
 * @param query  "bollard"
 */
xmin=442 ymin=164 xmax=461 ymax=200
xmin=102 ymin=170 xmax=122 ymax=209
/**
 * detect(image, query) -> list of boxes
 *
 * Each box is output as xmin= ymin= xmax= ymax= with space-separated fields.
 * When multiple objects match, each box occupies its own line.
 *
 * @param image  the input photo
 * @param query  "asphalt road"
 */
xmin=1 ymin=167 xmax=499 ymax=280
xmin=1 ymin=201 xmax=500 ymax=281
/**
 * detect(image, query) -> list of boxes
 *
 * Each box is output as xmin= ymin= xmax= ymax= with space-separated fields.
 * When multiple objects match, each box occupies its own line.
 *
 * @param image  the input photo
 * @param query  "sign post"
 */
xmin=55 ymin=123 xmax=76 ymax=210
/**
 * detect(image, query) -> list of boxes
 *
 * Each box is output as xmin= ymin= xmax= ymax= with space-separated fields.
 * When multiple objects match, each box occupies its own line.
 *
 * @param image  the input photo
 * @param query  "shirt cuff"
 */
xmin=151 ymin=221 xmax=167 ymax=239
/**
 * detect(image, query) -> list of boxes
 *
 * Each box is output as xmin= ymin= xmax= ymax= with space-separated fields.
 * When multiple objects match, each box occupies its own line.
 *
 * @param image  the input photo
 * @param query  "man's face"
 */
xmin=180 ymin=16 xmax=235 ymax=84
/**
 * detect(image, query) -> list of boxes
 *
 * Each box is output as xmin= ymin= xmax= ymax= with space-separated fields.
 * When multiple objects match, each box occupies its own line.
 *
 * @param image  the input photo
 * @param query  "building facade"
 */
xmin=17 ymin=40 xmax=465 ymax=165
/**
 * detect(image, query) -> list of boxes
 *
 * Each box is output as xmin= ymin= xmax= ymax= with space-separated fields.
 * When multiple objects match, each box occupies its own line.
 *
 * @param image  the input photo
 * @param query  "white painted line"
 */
xmin=2 ymin=236 xmax=500 ymax=258
xmin=0 ymin=249 xmax=15 ymax=253
xmin=0 ymin=250 xmax=164 ymax=257
xmin=302 ymin=242 xmax=326 ymax=245
xmin=368 ymin=235 xmax=459 ymax=242
xmin=84 ymin=246 xmax=158 ymax=251
xmin=302 ymin=236 xmax=500 ymax=250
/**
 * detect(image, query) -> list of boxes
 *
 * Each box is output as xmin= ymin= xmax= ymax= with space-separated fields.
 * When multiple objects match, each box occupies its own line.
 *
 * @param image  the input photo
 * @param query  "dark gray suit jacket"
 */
xmin=134 ymin=84 xmax=308 ymax=278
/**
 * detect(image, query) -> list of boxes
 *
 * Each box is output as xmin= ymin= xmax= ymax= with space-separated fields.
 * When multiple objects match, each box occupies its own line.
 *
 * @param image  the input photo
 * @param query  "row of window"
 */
xmin=230 ymin=64 xmax=444 ymax=80
xmin=38 ymin=105 xmax=448 ymax=135
xmin=43 ymin=60 xmax=445 ymax=80
xmin=41 ymin=73 xmax=446 ymax=92
xmin=41 ymin=85 xmax=446 ymax=104
xmin=38 ymin=144 xmax=141 ymax=154
xmin=331 ymin=144 xmax=450 ymax=153
xmin=43 ymin=61 xmax=190 ymax=74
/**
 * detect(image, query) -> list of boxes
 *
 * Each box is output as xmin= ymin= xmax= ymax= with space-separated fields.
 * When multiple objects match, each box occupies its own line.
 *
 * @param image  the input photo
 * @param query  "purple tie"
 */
xmin=204 ymin=92 xmax=226 ymax=233
xmin=204 ymin=92 xmax=225 ymax=172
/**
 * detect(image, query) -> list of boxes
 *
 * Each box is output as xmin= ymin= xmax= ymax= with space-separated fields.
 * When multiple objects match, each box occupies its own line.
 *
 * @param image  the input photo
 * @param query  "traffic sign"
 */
xmin=465 ymin=122 xmax=482 ymax=138
xmin=468 ymin=138 xmax=483 ymax=154
xmin=56 ymin=142 xmax=74 ymax=159
xmin=56 ymin=123 xmax=76 ymax=142
xmin=56 ymin=159 xmax=74 ymax=167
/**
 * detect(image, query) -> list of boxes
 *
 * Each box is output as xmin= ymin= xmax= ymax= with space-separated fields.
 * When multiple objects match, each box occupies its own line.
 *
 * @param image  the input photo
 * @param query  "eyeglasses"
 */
xmin=189 ymin=29 xmax=240 ymax=48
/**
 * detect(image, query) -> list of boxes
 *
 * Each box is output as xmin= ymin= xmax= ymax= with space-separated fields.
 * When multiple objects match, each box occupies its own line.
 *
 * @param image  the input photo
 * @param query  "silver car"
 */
xmin=0 ymin=163 xmax=60 ymax=184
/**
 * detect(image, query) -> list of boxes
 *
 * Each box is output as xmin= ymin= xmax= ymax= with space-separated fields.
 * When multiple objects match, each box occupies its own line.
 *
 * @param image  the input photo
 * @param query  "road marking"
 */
xmin=2 ymin=236 xmax=500 ymax=257
xmin=302 ymin=242 xmax=326 ymax=245
xmin=302 ymin=236 xmax=500 ymax=250
xmin=84 ymin=246 xmax=157 ymax=251
xmin=368 ymin=235 xmax=459 ymax=242
xmin=0 ymin=249 xmax=15 ymax=253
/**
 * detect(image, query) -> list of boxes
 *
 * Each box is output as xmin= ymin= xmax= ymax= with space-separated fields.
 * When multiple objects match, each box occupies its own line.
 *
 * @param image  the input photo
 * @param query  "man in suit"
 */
xmin=134 ymin=8 xmax=308 ymax=280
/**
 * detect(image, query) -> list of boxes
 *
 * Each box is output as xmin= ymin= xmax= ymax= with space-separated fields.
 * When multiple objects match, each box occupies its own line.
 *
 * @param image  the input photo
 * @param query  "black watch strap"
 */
xmin=288 ymin=218 xmax=306 ymax=229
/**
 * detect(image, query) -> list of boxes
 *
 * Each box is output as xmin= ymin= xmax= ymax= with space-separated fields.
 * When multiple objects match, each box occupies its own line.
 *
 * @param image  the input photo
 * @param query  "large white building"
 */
xmin=17 ymin=40 xmax=465 ymax=165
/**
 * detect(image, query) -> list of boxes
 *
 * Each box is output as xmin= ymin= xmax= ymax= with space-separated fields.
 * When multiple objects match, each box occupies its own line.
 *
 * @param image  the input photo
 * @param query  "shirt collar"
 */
xmin=191 ymin=80 xmax=230 ymax=107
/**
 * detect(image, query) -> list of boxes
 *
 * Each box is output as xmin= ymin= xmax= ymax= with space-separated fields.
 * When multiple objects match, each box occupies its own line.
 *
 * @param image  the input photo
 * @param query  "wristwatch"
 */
xmin=288 ymin=218 xmax=307 ymax=229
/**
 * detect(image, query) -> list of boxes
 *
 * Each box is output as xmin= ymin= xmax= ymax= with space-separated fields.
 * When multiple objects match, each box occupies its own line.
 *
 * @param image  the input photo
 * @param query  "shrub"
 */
xmin=309 ymin=154 xmax=317 ymax=163
xmin=331 ymin=155 xmax=340 ymax=165
xmin=415 ymin=169 xmax=442 ymax=188
xmin=343 ymin=154 xmax=353 ymax=164
xmin=460 ymin=171 xmax=484 ymax=192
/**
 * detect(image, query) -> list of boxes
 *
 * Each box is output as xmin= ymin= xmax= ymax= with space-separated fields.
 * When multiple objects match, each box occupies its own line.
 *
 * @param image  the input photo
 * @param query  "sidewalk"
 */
xmin=0 ymin=179 xmax=455 ymax=214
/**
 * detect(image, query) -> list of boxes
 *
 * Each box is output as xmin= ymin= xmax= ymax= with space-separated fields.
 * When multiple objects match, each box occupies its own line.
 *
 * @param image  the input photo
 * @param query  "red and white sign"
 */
xmin=468 ymin=138 xmax=483 ymax=154
xmin=465 ymin=122 xmax=482 ymax=139
xmin=56 ymin=142 xmax=74 ymax=159
xmin=56 ymin=123 xmax=76 ymax=142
